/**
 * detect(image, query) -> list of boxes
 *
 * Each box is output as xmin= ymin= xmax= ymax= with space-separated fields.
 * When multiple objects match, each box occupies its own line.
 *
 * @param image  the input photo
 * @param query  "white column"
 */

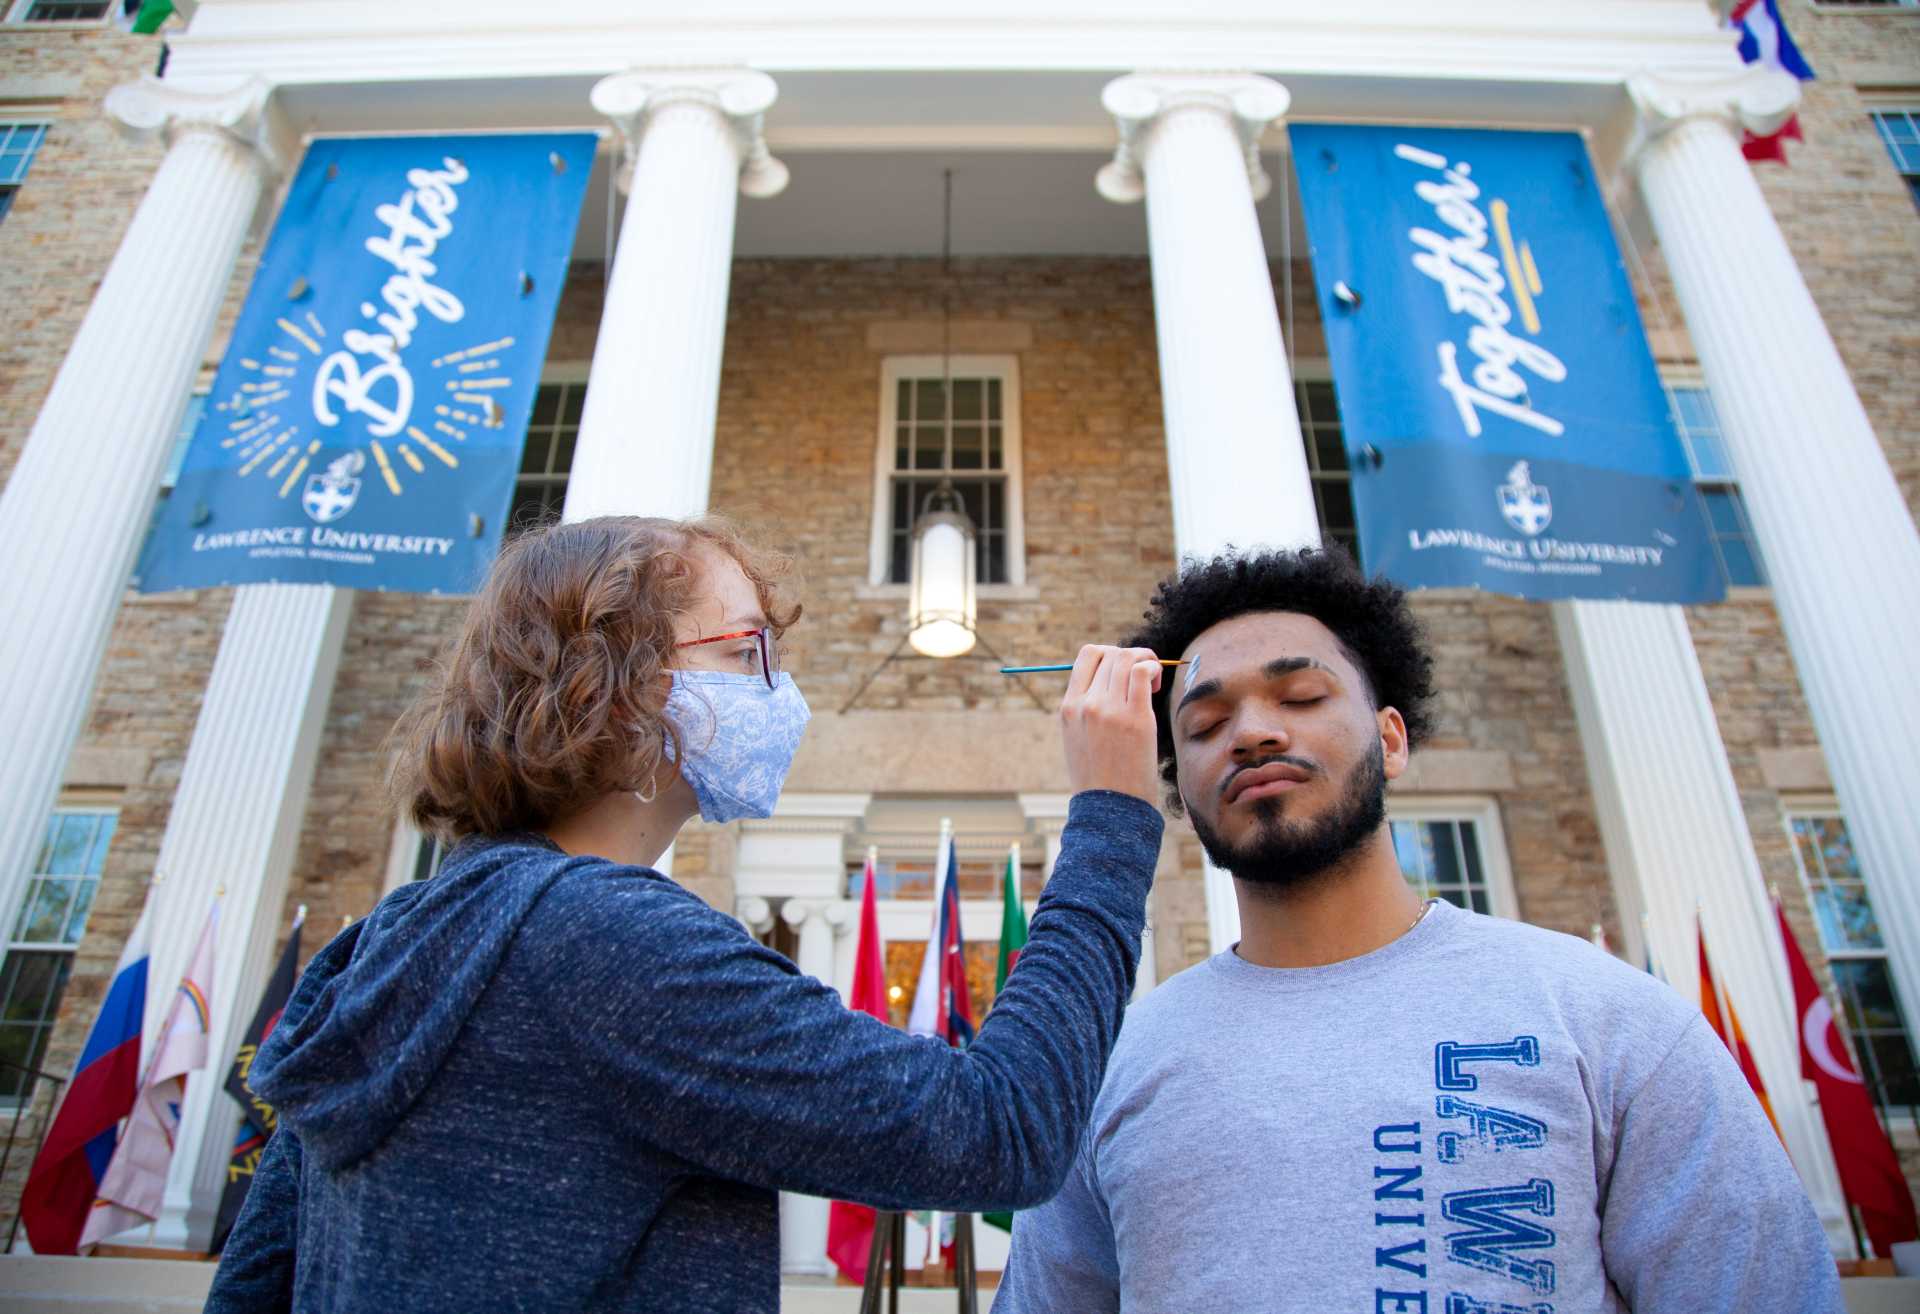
xmin=1098 ymin=73 xmax=1318 ymax=954
xmin=1629 ymin=68 xmax=1920 ymax=1073
xmin=1554 ymin=601 xmax=1848 ymax=1242
xmin=778 ymin=897 xmax=852 ymax=1277
xmin=565 ymin=68 xmax=788 ymax=524
xmin=149 ymin=585 xmax=354 ymax=1249
xmin=0 ymin=76 xmax=282 ymax=971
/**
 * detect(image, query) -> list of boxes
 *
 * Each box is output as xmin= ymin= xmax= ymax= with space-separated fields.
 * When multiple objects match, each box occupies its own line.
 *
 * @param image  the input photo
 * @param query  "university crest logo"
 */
xmin=1497 ymin=461 xmax=1552 ymax=536
xmin=302 ymin=452 xmax=364 ymax=524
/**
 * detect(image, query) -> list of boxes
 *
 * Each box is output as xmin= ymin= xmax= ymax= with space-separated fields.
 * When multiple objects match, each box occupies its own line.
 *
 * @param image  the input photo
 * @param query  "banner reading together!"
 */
xmin=1289 ymin=125 xmax=1724 ymax=604
xmin=136 ymin=132 xmax=596 ymax=594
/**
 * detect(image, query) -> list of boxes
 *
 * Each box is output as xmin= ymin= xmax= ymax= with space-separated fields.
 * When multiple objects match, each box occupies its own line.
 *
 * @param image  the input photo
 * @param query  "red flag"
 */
xmin=1776 ymin=900 xmax=1919 ymax=1256
xmin=1698 ymin=920 xmax=1785 ymax=1145
xmin=827 ymin=854 xmax=889 ymax=1283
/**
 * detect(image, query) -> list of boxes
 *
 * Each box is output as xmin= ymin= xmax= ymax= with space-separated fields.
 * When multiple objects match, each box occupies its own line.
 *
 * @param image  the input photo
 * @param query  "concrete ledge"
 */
xmin=1394 ymin=749 xmax=1516 ymax=794
xmin=1843 ymin=1276 xmax=1920 ymax=1314
xmin=1758 ymin=746 xmax=1833 ymax=794
xmin=866 ymin=320 xmax=1033 ymax=352
xmin=64 ymin=747 xmax=154 ymax=790
xmin=0 ymin=1255 xmax=214 ymax=1313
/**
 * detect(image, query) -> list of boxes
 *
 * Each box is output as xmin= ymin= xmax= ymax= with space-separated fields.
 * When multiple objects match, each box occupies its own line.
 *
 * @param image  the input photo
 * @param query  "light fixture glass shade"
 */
xmin=907 ymin=498 xmax=978 ymax=659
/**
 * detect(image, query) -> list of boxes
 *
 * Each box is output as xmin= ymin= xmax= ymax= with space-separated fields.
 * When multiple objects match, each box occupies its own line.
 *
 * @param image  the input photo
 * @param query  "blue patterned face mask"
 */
xmin=659 ymin=670 xmax=812 ymax=823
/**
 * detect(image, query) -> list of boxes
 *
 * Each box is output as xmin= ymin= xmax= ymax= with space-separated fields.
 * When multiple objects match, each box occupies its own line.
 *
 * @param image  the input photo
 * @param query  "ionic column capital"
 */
xmin=737 ymin=895 xmax=775 ymax=936
xmin=590 ymin=67 xmax=789 ymax=198
xmin=1096 ymin=72 xmax=1289 ymax=205
xmin=104 ymin=75 xmax=289 ymax=178
xmin=779 ymin=897 xmax=853 ymax=932
xmin=1623 ymin=66 xmax=1801 ymax=165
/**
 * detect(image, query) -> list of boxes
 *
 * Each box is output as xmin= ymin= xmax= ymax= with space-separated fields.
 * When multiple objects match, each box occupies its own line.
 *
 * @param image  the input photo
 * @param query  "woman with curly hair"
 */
xmin=206 ymin=514 xmax=1167 ymax=1314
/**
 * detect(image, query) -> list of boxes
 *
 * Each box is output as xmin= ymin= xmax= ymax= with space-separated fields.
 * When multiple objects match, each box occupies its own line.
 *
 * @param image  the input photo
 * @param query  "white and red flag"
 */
xmin=1730 ymin=0 xmax=1816 ymax=164
xmin=827 ymin=850 xmax=890 ymax=1284
xmin=1775 ymin=898 xmax=1918 ymax=1257
xmin=81 ymin=899 xmax=218 ymax=1249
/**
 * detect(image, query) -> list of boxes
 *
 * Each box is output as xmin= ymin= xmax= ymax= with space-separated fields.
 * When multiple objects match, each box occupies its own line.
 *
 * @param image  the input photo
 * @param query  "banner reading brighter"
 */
xmin=136 ymin=132 xmax=596 ymax=594
xmin=1290 ymin=125 xmax=1724 ymax=604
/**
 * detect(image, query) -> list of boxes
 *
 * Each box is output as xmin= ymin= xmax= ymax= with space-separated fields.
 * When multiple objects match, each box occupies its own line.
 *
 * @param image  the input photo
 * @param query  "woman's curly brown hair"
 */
xmin=389 ymin=514 xmax=800 ymax=844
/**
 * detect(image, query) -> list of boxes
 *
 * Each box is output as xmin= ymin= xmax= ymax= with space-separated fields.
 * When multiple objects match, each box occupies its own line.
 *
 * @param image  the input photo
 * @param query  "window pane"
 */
xmin=1868 ymin=1035 xmax=1920 ymax=1108
xmin=15 ymin=879 xmax=73 ymax=944
xmin=85 ymin=814 xmax=117 ymax=873
xmin=1835 ymin=959 xmax=1904 ymax=1030
xmin=518 ymin=431 xmax=549 ymax=475
xmin=560 ymin=384 xmax=586 ymax=425
xmin=952 ymin=379 xmax=983 ymax=421
xmin=895 ymin=425 xmax=911 ymax=470
xmin=0 ymin=952 xmax=67 ymax=1022
xmin=951 ymin=424 xmax=984 ymax=471
xmin=530 ymin=386 xmax=560 ymax=426
xmin=553 ymin=429 xmax=577 ymax=475
xmin=986 ymin=423 xmax=1003 ymax=471
xmin=46 ymin=815 xmax=94 ymax=875
xmin=987 ymin=378 xmax=1002 ymax=420
xmin=61 ymin=879 xmax=98 ymax=945
xmin=1718 ymin=537 xmax=1765 ymax=590
xmin=914 ymin=424 xmax=945 ymax=470
xmin=914 ymin=380 xmax=946 ymax=422
xmin=1702 ymin=488 xmax=1744 ymax=535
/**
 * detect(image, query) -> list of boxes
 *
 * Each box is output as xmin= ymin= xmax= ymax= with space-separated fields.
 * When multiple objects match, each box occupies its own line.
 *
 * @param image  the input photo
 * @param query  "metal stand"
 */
xmin=857 ymin=1211 xmax=980 ymax=1314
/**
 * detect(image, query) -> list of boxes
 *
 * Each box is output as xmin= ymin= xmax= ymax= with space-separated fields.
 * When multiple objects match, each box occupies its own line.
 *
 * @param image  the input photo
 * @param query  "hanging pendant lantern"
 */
xmin=907 ymin=483 xmax=978 ymax=658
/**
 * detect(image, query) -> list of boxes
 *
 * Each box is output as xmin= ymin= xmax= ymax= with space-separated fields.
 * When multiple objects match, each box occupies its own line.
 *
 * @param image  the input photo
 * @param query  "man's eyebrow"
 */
xmin=1174 ymin=677 xmax=1224 ymax=716
xmin=1265 ymin=656 xmax=1334 ymax=680
xmin=1176 ymin=657 xmax=1334 ymax=715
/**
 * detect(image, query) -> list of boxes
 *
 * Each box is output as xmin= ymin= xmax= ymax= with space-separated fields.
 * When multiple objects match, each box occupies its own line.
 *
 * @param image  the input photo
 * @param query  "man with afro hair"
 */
xmin=995 ymin=547 xmax=1838 ymax=1314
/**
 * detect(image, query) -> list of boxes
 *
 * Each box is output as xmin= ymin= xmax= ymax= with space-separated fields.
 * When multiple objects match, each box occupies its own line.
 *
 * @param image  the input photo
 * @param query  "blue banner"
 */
xmin=1289 ymin=125 xmax=1723 ymax=603
xmin=136 ymin=132 xmax=597 ymax=594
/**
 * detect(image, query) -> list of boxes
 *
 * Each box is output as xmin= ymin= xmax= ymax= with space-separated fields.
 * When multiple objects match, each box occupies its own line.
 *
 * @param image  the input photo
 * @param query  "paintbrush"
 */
xmin=999 ymin=658 xmax=1189 ymax=675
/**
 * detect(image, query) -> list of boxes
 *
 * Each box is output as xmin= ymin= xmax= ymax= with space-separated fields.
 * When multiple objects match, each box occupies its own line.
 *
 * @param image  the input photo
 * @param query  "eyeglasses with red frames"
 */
xmin=672 ymin=626 xmax=782 ymax=690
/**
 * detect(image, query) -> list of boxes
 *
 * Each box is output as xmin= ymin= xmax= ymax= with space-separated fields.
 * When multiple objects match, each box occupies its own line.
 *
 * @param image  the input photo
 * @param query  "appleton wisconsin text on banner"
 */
xmin=1289 ymin=126 xmax=1723 ymax=604
xmin=136 ymin=133 xmax=596 ymax=594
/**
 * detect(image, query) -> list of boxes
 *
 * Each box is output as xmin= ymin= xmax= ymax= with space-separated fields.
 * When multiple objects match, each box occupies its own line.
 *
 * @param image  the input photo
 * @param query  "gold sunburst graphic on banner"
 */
xmin=214 ymin=310 xmax=512 ymax=507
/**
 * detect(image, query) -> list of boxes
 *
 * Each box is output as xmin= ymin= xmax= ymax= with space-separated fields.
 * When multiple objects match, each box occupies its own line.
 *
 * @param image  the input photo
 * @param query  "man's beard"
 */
xmin=1188 ymin=739 xmax=1387 ymax=894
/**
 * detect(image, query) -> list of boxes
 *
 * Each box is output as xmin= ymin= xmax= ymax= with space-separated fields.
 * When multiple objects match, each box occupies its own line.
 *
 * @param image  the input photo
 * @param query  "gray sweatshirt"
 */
xmin=995 ymin=898 xmax=1842 ymax=1314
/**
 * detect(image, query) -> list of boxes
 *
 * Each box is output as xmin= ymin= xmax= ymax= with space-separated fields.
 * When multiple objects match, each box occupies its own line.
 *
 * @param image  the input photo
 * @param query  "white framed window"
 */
xmin=1386 ymin=796 xmax=1518 ymax=920
xmin=504 ymin=366 xmax=590 ymax=533
xmin=1 ymin=797 xmax=118 ymax=1103
xmin=1785 ymin=801 xmax=1920 ymax=1118
xmin=3 ymin=1 xmax=113 ymax=24
xmin=1664 ymin=377 xmax=1768 ymax=589
xmin=0 ymin=122 xmax=49 ymax=224
xmin=1292 ymin=371 xmax=1359 ymax=558
xmin=1870 ymin=109 xmax=1920 ymax=210
xmin=868 ymin=355 xmax=1025 ymax=589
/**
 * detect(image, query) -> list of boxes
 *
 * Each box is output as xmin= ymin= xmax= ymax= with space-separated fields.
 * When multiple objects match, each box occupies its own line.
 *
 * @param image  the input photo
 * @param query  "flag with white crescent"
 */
xmin=1775 ymin=898 xmax=1917 ymax=1257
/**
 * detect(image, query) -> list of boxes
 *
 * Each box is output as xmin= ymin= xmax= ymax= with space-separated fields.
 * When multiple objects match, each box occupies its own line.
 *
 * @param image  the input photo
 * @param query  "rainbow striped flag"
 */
xmin=82 ymin=899 xmax=219 ymax=1248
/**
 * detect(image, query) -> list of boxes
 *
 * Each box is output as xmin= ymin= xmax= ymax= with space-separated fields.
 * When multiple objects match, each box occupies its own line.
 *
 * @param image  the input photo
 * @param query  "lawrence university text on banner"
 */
xmin=136 ymin=132 xmax=596 ymax=594
xmin=1289 ymin=125 xmax=1723 ymax=603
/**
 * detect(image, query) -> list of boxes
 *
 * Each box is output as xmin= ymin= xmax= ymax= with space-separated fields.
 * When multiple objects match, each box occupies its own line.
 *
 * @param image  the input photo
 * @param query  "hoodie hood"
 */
xmin=251 ymin=833 xmax=592 ymax=1171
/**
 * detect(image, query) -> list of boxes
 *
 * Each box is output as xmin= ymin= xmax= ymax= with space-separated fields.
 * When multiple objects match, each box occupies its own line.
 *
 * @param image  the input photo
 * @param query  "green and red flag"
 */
xmin=985 ymin=844 xmax=1029 ymax=1234
xmin=994 ymin=843 xmax=1028 ymax=995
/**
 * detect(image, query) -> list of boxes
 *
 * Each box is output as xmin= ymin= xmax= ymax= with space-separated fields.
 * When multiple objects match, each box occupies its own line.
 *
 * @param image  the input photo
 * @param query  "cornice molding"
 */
xmin=1096 ymin=72 xmax=1289 ymax=204
xmin=590 ymin=67 xmax=788 ymax=197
